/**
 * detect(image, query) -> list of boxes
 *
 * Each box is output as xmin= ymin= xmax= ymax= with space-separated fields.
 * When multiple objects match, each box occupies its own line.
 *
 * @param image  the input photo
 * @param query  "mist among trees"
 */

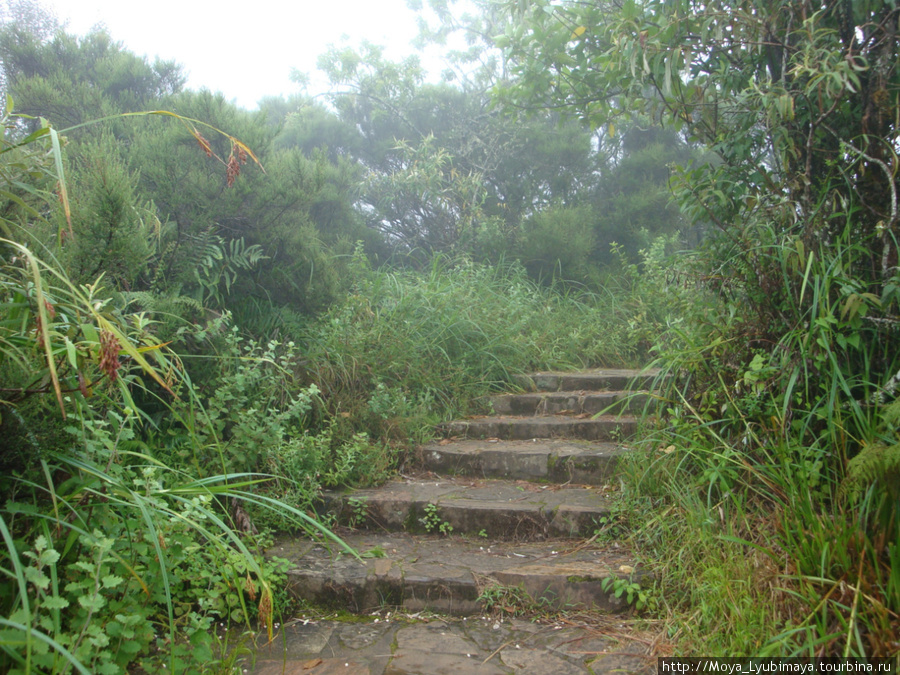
xmin=0 ymin=0 xmax=898 ymax=669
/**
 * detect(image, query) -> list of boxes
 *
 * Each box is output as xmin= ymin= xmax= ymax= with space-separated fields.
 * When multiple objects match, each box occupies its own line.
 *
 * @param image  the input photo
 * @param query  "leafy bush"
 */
xmin=618 ymin=223 xmax=900 ymax=655
xmin=0 ymin=248 xmax=350 ymax=673
xmin=0 ymin=412 xmax=306 ymax=674
xmin=517 ymin=204 xmax=596 ymax=284
xmin=161 ymin=320 xmax=320 ymax=475
xmin=53 ymin=136 xmax=155 ymax=289
xmin=0 ymin=107 xmax=350 ymax=674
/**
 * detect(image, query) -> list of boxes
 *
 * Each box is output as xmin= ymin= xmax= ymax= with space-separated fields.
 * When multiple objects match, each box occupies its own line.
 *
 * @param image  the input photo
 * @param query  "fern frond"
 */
xmin=123 ymin=290 xmax=158 ymax=311
xmin=122 ymin=291 xmax=204 ymax=317
xmin=845 ymin=441 xmax=900 ymax=497
xmin=883 ymin=398 xmax=900 ymax=428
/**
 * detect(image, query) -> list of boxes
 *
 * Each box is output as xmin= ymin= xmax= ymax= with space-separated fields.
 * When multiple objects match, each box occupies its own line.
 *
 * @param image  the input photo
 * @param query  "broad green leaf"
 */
xmin=81 ymin=322 xmax=100 ymax=345
xmin=41 ymin=596 xmax=70 ymax=610
xmin=39 ymin=548 xmax=60 ymax=566
xmin=24 ymin=567 xmax=50 ymax=591
xmin=102 ymin=574 xmax=124 ymax=589
xmin=78 ymin=593 xmax=106 ymax=612
xmin=64 ymin=336 xmax=78 ymax=369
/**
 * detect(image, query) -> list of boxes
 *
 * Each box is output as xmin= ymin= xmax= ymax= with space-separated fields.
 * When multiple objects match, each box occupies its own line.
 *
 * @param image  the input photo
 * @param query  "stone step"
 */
xmin=273 ymin=530 xmax=643 ymax=616
xmin=486 ymin=390 xmax=653 ymax=416
xmin=321 ymin=477 xmax=611 ymax=540
xmin=249 ymin=616 xmax=655 ymax=675
xmin=513 ymin=368 xmax=660 ymax=393
xmin=421 ymin=439 xmax=624 ymax=485
xmin=443 ymin=414 xmax=638 ymax=442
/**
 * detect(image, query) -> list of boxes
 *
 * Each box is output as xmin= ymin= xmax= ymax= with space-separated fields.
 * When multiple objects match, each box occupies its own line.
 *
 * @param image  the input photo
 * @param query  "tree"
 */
xmin=0 ymin=24 xmax=184 ymax=128
xmin=317 ymin=42 xmax=605 ymax=264
xmin=493 ymin=0 xmax=900 ymax=472
xmin=362 ymin=134 xmax=498 ymax=256
xmin=497 ymin=0 xmax=898 ymax=262
xmin=124 ymin=89 xmax=367 ymax=314
xmin=495 ymin=1 xmax=900 ymax=655
xmin=590 ymin=122 xmax=702 ymax=264
xmin=411 ymin=0 xmax=704 ymax=271
xmin=496 ymin=0 xmax=900 ymax=345
xmin=0 ymin=0 xmax=57 ymax=40
xmin=0 ymin=16 xmax=376 ymax=317
xmin=56 ymin=135 xmax=155 ymax=290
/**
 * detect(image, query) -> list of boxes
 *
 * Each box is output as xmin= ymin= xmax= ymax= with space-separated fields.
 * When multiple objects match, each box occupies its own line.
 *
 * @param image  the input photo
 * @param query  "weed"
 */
xmin=477 ymin=583 xmax=558 ymax=617
xmin=346 ymin=498 xmax=369 ymax=529
xmin=600 ymin=575 xmax=657 ymax=612
xmin=419 ymin=503 xmax=454 ymax=536
xmin=359 ymin=546 xmax=387 ymax=559
xmin=591 ymin=512 xmax=627 ymax=541
xmin=477 ymin=584 xmax=536 ymax=617
xmin=301 ymin=255 xmax=653 ymax=449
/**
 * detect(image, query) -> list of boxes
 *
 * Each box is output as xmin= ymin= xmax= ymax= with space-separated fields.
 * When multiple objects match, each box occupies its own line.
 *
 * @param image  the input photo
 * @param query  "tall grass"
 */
xmin=0 ymin=240 xmax=355 ymax=674
xmin=0 ymin=107 xmax=352 ymax=673
xmin=297 ymin=251 xmax=663 ymax=446
xmin=614 ymin=223 xmax=900 ymax=656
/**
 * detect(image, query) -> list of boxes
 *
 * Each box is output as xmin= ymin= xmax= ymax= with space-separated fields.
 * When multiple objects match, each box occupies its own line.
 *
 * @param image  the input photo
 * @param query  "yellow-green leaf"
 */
xmin=81 ymin=323 xmax=99 ymax=344
xmin=135 ymin=341 xmax=171 ymax=354
xmin=64 ymin=336 xmax=78 ymax=369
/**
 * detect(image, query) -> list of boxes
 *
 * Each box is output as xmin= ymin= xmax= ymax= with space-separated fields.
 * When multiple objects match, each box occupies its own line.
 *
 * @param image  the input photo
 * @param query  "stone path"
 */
xmin=250 ymin=368 xmax=661 ymax=674
xmin=250 ymin=615 xmax=658 ymax=675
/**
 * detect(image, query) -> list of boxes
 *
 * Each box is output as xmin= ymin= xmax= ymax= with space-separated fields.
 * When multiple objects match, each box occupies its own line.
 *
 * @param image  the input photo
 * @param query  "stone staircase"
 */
xmin=272 ymin=368 xmax=657 ymax=618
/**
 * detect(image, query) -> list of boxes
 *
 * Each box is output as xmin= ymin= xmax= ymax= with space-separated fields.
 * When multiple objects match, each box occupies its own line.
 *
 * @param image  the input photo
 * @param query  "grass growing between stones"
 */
xmin=600 ymin=460 xmax=795 ymax=655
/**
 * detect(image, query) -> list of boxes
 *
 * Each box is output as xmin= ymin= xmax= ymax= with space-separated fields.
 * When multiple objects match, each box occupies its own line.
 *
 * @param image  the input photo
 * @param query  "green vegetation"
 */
xmin=477 ymin=582 xmax=551 ymax=617
xmin=419 ymin=503 xmax=453 ymax=536
xmin=0 ymin=105 xmax=357 ymax=673
xmin=489 ymin=0 xmax=899 ymax=657
xmin=0 ymin=0 xmax=897 ymax=668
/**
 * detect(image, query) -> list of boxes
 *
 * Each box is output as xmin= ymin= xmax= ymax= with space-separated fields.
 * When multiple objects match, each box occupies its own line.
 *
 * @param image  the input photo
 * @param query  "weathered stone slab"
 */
xmin=252 ymin=366 xmax=664 ymax=673
xmin=421 ymin=439 xmax=624 ymax=484
xmin=443 ymin=414 xmax=638 ymax=441
xmin=272 ymin=531 xmax=637 ymax=615
xmin=256 ymin=658 xmax=371 ymax=675
xmin=252 ymin=622 xmax=336 ymax=659
xmin=385 ymin=650 xmax=507 ymax=675
xmin=588 ymin=653 xmax=656 ymax=674
xmin=322 ymin=477 xmax=611 ymax=539
xmin=243 ymin=616 xmax=655 ymax=675
xmin=513 ymin=368 xmax=661 ymax=393
xmin=500 ymin=647 xmax=584 ymax=674
xmin=487 ymin=391 xmax=652 ymax=416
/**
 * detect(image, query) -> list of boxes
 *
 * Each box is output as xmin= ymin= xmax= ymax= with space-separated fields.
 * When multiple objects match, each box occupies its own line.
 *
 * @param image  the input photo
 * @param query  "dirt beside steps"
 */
xmin=254 ymin=367 xmax=660 ymax=675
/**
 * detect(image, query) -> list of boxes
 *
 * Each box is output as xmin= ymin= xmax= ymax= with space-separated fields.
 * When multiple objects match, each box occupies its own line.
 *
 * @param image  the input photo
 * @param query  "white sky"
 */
xmin=43 ymin=0 xmax=438 ymax=109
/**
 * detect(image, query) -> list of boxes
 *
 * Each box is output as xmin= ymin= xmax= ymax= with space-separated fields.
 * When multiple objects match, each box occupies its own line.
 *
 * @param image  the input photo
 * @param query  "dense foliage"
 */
xmin=1 ymin=0 xmax=897 ymax=667
xmin=0 ymin=3 xmax=679 ymax=670
xmin=491 ymin=0 xmax=900 ymax=655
